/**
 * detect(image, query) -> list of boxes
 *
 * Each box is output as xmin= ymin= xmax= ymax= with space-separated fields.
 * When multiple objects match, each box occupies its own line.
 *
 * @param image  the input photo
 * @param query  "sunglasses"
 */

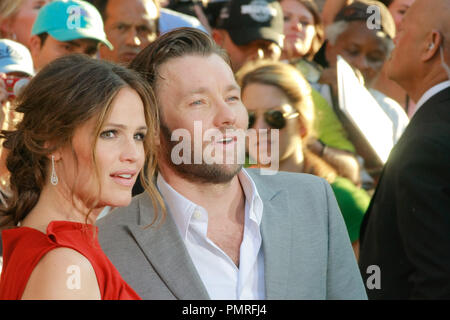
xmin=248 ymin=108 xmax=299 ymax=129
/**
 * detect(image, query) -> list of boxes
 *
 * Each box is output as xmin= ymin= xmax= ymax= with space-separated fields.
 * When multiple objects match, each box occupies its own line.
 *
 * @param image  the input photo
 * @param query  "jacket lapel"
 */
xmin=255 ymin=174 xmax=291 ymax=299
xmin=126 ymin=195 xmax=210 ymax=300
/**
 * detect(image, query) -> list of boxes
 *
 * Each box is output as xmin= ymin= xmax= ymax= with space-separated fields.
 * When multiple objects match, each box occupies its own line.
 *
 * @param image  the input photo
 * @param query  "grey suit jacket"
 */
xmin=97 ymin=169 xmax=367 ymax=300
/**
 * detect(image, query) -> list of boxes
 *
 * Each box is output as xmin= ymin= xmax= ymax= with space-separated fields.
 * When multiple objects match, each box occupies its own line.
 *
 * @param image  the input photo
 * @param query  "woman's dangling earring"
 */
xmin=51 ymin=155 xmax=58 ymax=186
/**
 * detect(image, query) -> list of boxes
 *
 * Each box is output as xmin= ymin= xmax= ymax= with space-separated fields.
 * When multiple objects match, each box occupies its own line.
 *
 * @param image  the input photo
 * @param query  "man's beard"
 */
xmin=159 ymin=122 xmax=243 ymax=184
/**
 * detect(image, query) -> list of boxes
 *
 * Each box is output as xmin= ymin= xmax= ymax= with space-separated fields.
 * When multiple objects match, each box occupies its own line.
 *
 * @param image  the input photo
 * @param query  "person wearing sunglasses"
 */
xmin=237 ymin=60 xmax=371 ymax=259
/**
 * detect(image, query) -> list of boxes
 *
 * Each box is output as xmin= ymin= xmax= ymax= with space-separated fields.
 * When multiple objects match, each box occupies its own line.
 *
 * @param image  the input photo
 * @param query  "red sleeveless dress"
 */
xmin=0 ymin=220 xmax=141 ymax=300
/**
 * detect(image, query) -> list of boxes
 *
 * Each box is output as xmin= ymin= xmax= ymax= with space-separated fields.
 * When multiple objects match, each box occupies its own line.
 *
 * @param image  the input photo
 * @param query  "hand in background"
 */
xmin=0 ymin=74 xmax=8 ymax=105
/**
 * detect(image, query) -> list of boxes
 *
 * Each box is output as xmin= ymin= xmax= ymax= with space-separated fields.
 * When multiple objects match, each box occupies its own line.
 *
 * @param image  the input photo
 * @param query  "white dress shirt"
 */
xmin=411 ymin=80 xmax=450 ymax=117
xmin=157 ymin=170 xmax=265 ymax=300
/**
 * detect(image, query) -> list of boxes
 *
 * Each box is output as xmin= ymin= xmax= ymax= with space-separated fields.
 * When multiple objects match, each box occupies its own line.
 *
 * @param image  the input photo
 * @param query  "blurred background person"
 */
xmin=29 ymin=0 xmax=112 ymax=71
xmin=359 ymin=0 xmax=450 ymax=299
xmin=0 ymin=39 xmax=35 ymax=267
xmin=374 ymin=0 xmax=416 ymax=115
xmin=236 ymin=60 xmax=370 ymax=259
xmin=279 ymin=0 xmax=361 ymax=186
xmin=321 ymin=0 xmax=409 ymax=185
xmin=159 ymin=1 xmax=208 ymax=34
xmin=162 ymin=0 xmax=211 ymax=32
xmin=212 ymin=0 xmax=284 ymax=72
xmin=322 ymin=0 xmax=417 ymax=113
xmin=380 ymin=0 xmax=415 ymax=30
xmin=280 ymin=0 xmax=324 ymax=79
xmin=0 ymin=39 xmax=35 ymax=206
xmin=0 ymin=0 xmax=52 ymax=48
xmin=89 ymin=0 xmax=159 ymax=64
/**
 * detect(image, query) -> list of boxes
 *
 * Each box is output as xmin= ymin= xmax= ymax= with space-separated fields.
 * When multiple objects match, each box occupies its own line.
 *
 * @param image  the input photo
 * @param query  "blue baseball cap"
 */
xmin=0 ymin=39 xmax=35 ymax=76
xmin=31 ymin=0 xmax=113 ymax=49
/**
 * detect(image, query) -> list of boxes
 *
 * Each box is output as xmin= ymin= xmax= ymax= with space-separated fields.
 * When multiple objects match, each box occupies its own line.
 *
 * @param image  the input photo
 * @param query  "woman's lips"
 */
xmin=110 ymin=172 xmax=137 ymax=187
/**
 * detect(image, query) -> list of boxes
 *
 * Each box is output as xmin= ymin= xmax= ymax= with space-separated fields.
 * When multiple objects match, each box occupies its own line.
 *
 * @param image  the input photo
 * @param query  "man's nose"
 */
xmin=214 ymin=99 xmax=237 ymax=127
xmin=125 ymin=28 xmax=141 ymax=47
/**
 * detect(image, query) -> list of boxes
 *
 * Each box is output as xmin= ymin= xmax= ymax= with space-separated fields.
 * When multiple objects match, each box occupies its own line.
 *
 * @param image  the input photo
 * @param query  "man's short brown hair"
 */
xmin=129 ymin=27 xmax=230 ymax=91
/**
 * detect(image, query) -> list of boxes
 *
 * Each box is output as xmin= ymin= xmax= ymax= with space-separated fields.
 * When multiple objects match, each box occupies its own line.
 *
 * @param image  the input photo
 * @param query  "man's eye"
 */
xmin=137 ymin=26 xmax=150 ymax=34
xmin=300 ymin=20 xmax=312 ymax=27
xmin=116 ymin=25 xmax=127 ymax=31
xmin=134 ymin=132 xmax=146 ymax=141
xmin=190 ymin=100 xmax=204 ymax=106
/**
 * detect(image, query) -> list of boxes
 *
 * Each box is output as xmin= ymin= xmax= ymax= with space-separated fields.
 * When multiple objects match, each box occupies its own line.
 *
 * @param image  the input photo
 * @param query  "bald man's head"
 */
xmin=386 ymin=0 xmax=450 ymax=101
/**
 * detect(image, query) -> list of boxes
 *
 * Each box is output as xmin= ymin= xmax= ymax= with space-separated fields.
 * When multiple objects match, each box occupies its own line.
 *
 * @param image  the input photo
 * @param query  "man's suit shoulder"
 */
xmin=97 ymin=192 xmax=147 ymax=228
xmin=245 ymin=168 xmax=329 ymax=193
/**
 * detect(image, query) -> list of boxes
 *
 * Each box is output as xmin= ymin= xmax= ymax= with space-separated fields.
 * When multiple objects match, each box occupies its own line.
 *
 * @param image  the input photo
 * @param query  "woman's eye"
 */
xmin=100 ymin=130 xmax=116 ymax=139
xmin=134 ymin=132 xmax=146 ymax=141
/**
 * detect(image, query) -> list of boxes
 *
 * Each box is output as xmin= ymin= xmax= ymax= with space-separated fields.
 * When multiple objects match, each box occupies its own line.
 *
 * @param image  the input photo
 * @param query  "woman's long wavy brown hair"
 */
xmin=0 ymin=54 xmax=165 ymax=229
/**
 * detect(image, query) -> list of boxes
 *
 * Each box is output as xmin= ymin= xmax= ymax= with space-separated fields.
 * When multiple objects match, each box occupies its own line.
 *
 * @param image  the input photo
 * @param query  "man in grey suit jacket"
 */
xmin=97 ymin=28 xmax=367 ymax=300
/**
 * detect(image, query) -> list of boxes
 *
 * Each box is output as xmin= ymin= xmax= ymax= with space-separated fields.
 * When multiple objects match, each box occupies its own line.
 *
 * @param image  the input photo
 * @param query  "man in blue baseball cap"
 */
xmin=29 ymin=0 xmax=113 ymax=71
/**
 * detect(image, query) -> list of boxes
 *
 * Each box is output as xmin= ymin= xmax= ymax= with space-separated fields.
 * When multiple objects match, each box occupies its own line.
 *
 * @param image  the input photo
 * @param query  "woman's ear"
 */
xmin=298 ymin=119 xmax=308 ymax=138
xmin=0 ymin=18 xmax=12 ymax=38
xmin=300 ymin=126 xmax=308 ymax=138
xmin=44 ymin=141 xmax=61 ymax=161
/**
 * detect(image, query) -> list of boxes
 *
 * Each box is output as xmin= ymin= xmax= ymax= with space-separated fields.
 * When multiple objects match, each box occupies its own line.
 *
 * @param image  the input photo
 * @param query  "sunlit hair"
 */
xmin=236 ymin=59 xmax=337 ymax=182
xmin=0 ymin=0 xmax=24 ymax=20
xmin=0 ymin=0 xmax=25 ymax=37
xmin=280 ymin=0 xmax=325 ymax=60
xmin=0 ymin=54 xmax=165 ymax=229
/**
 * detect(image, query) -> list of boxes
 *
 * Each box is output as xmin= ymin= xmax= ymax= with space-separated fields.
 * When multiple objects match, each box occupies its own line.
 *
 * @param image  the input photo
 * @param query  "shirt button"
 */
xmin=193 ymin=210 xmax=202 ymax=220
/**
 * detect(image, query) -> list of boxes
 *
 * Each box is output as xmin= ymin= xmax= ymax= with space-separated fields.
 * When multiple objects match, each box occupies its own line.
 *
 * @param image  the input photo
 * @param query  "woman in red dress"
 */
xmin=0 ymin=54 xmax=164 ymax=300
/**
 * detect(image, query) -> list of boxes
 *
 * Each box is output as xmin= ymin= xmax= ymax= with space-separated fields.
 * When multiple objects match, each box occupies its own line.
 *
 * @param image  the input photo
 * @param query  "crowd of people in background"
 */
xmin=0 ymin=0 xmax=448 ymax=300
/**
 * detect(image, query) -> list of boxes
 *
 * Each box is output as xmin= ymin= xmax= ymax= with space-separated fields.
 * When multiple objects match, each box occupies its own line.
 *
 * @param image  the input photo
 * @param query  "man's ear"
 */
xmin=212 ymin=29 xmax=225 ymax=46
xmin=422 ymin=30 xmax=442 ymax=62
xmin=29 ymin=35 xmax=42 ymax=66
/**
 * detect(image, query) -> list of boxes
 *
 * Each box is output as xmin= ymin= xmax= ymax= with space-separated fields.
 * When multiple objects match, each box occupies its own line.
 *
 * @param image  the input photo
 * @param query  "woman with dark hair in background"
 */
xmin=237 ymin=60 xmax=370 ymax=259
xmin=280 ymin=0 xmax=325 ymax=79
xmin=0 ymin=54 xmax=164 ymax=299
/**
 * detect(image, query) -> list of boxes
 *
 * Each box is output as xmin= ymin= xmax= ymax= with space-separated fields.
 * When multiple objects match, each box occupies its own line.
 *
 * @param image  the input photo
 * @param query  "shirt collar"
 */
xmin=239 ymin=169 xmax=264 ymax=226
xmin=156 ymin=169 xmax=264 ymax=240
xmin=157 ymin=173 xmax=197 ymax=240
xmin=413 ymin=80 xmax=450 ymax=117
